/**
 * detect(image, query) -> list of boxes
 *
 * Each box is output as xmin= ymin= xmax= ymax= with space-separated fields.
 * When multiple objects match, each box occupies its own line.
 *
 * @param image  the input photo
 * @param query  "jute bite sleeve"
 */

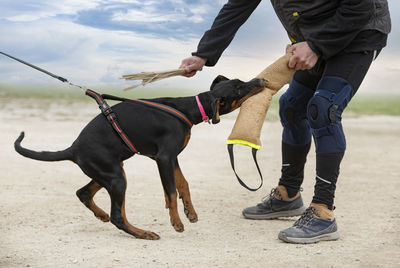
xmin=227 ymin=53 xmax=295 ymax=149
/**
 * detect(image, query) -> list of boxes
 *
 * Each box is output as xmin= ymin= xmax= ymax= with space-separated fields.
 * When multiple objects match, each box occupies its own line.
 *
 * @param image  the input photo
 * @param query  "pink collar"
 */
xmin=195 ymin=95 xmax=209 ymax=123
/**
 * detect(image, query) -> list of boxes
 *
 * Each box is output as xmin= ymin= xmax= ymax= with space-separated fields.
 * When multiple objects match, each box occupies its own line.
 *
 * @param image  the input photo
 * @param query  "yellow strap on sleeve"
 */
xmin=226 ymin=139 xmax=261 ymax=150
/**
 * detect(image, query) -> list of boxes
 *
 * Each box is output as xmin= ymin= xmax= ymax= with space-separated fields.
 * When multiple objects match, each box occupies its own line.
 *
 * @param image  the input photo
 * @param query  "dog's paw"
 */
xmin=184 ymin=208 xmax=198 ymax=223
xmin=94 ymin=212 xmax=110 ymax=222
xmin=188 ymin=214 xmax=198 ymax=223
xmin=137 ymin=231 xmax=160 ymax=240
xmin=171 ymin=219 xmax=184 ymax=232
xmin=183 ymin=201 xmax=198 ymax=223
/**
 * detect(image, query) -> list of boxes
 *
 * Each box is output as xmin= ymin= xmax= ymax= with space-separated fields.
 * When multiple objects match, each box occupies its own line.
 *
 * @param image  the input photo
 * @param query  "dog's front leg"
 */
xmin=174 ymin=159 xmax=198 ymax=223
xmin=156 ymin=156 xmax=184 ymax=232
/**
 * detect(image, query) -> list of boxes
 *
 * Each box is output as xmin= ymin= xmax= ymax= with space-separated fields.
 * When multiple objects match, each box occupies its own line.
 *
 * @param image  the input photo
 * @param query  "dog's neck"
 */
xmin=149 ymin=93 xmax=216 ymax=125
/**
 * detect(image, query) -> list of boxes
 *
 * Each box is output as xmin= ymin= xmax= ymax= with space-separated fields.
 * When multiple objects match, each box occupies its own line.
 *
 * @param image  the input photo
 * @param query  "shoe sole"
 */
xmin=242 ymin=206 xmax=307 ymax=220
xmin=278 ymin=230 xmax=340 ymax=244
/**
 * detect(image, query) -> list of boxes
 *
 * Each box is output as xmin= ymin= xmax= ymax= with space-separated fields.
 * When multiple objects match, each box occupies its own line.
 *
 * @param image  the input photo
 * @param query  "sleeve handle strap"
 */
xmin=226 ymin=140 xmax=264 ymax=192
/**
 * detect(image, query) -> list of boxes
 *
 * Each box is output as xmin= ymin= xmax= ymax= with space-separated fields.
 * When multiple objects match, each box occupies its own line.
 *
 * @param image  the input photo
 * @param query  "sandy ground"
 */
xmin=0 ymin=97 xmax=399 ymax=268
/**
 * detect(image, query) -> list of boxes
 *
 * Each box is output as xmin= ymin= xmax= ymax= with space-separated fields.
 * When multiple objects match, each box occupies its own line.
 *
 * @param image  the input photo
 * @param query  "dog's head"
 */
xmin=208 ymin=75 xmax=266 ymax=124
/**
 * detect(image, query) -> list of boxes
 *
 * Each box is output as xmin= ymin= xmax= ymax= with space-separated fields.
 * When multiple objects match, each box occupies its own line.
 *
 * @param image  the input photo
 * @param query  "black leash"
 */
xmin=0 ymin=51 xmax=69 ymax=83
xmin=0 ymin=51 xmax=88 ymax=91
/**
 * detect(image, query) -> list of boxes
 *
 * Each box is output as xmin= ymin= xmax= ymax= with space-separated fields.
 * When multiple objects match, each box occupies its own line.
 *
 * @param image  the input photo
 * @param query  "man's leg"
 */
xmin=242 ymin=72 xmax=318 ymax=219
xmin=278 ymin=70 xmax=322 ymax=198
xmin=279 ymin=51 xmax=376 ymax=243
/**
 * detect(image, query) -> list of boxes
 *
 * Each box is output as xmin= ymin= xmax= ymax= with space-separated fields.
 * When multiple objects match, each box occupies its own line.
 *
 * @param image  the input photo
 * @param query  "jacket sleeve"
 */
xmin=306 ymin=0 xmax=375 ymax=59
xmin=192 ymin=0 xmax=262 ymax=66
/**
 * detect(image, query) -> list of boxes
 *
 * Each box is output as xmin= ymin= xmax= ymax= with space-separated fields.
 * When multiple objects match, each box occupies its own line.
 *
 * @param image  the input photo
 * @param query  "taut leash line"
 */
xmin=0 ymin=51 xmax=87 ymax=91
xmin=0 ymin=51 xmax=68 ymax=83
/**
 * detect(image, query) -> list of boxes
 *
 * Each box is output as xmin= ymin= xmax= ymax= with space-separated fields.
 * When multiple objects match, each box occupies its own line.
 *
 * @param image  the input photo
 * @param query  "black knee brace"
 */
xmin=307 ymin=76 xmax=354 ymax=153
xmin=279 ymin=79 xmax=314 ymax=146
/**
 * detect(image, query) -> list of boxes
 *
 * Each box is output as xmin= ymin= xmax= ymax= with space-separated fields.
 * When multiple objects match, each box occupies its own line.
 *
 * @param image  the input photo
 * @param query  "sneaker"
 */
xmin=278 ymin=205 xmax=340 ymax=244
xmin=242 ymin=186 xmax=306 ymax=220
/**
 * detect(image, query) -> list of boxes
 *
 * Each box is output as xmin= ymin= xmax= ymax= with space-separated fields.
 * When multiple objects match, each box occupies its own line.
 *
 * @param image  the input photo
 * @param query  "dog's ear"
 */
xmin=210 ymin=75 xmax=229 ymax=91
xmin=211 ymin=98 xmax=221 ymax=124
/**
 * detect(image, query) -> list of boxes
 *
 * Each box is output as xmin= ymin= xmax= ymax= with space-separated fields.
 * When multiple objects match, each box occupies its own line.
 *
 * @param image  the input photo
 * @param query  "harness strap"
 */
xmin=227 ymin=144 xmax=264 ymax=191
xmin=101 ymin=94 xmax=193 ymax=128
xmin=133 ymin=99 xmax=193 ymax=128
xmin=85 ymin=89 xmax=139 ymax=154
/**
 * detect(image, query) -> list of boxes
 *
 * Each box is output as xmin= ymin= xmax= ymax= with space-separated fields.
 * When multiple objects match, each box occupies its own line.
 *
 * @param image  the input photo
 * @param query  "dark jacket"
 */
xmin=193 ymin=0 xmax=391 ymax=66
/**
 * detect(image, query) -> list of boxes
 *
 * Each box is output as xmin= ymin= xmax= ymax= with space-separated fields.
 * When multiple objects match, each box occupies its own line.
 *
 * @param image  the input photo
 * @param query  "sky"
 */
xmin=0 ymin=0 xmax=399 ymax=93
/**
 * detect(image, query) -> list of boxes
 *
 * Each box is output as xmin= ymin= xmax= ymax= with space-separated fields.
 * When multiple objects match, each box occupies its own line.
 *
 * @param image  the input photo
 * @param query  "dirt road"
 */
xmin=1 ymin=98 xmax=399 ymax=267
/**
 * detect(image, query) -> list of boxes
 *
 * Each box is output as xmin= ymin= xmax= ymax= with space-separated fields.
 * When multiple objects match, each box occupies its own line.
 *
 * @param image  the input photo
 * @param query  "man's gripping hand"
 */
xmin=180 ymin=56 xmax=207 ymax=77
xmin=287 ymin=42 xmax=318 ymax=70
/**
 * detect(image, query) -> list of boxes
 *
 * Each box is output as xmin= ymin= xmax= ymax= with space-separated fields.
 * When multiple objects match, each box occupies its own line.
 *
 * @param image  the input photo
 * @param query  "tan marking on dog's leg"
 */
xmin=119 ymin=162 xmax=160 ymax=240
xmin=174 ymin=165 xmax=198 ymax=223
xmin=167 ymin=192 xmax=184 ymax=232
xmin=77 ymin=181 xmax=110 ymax=222
xmin=86 ymin=182 xmax=110 ymax=222
xmin=120 ymin=200 xmax=160 ymax=240
xmin=164 ymin=192 xmax=170 ymax=209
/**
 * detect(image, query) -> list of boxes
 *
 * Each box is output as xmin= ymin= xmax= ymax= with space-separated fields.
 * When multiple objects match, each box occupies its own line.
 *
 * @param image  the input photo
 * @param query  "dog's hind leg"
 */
xmin=174 ymin=159 xmax=198 ymax=223
xmin=76 ymin=180 xmax=110 ymax=222
xmin=79 ymin=160 xmax=160 ymax=240
xmin=106 ymin=162 xmax=160 ymax=240
xmin=156 ymin=156 xmax=184 ymax=232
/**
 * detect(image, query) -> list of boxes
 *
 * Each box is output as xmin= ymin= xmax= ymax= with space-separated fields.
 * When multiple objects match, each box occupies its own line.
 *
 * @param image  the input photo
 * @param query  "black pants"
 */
xmin=278 ymin=50 xmax=377 ymax=209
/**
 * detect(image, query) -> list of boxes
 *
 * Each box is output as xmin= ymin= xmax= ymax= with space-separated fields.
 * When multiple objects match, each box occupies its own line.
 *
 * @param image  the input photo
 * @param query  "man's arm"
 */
xmin=193 ymin=0 xmax=262 ymax=66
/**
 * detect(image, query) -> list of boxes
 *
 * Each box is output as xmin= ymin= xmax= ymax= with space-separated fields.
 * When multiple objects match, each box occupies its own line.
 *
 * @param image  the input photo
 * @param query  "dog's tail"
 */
xmin=14 ymin=132 xmax=73 ymax=162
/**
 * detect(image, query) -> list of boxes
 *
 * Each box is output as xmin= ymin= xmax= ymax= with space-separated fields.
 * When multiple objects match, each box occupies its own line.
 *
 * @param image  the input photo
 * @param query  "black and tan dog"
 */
xmin=14 ymin=75 xmax=266 ymax=240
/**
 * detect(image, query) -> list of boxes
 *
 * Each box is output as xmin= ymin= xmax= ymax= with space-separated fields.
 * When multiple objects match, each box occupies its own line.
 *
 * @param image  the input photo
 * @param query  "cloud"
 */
xmin=70 ymin=0 xmax=225 ymax=39
xmin=1 ymin=0 xmax=102 ymax=22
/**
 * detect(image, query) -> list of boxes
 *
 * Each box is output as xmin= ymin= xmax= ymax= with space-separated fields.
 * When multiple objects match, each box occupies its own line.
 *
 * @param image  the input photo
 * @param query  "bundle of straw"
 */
xmin=121 ymin=68 xmax=186 ymax=91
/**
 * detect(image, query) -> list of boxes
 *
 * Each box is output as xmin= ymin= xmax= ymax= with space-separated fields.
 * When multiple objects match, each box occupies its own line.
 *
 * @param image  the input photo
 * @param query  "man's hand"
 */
xmin=180 ymin=56 xmax=207 ymax=77
xmin=287 ymin=42 xmax=318 ymax=70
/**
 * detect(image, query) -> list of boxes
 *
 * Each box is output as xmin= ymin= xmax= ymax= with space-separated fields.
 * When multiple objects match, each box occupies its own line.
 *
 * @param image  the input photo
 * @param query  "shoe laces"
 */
xmin=261 ymin=187 xmax=303 ymax=203
xmin=258 ymin=188 xmax=283 ymax=210
xmin=261 ymin=188 xmax=281 ymax=203
xmin=294 ymin=206 xmax=318 ymax=227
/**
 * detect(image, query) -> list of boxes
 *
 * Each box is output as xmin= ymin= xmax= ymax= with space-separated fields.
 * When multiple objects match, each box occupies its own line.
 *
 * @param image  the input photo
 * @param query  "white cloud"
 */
xmin=110 ymin=2 xmax=213 ymax=24
xmin=4 ymin=0 xmax=103 ymax=22
xmin=112 ymin=9 xmax=182 ymax=23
